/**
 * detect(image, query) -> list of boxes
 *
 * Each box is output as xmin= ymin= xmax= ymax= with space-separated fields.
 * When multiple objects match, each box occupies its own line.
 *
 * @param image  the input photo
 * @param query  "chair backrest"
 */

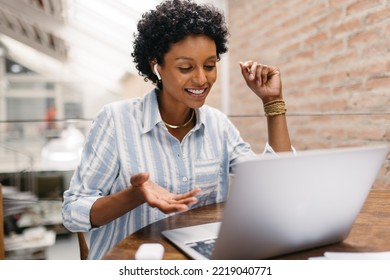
xmin=77 ymin=232 xmax=89 ymax=260
xmin=0 ymin=185 xmax=5 ymax=260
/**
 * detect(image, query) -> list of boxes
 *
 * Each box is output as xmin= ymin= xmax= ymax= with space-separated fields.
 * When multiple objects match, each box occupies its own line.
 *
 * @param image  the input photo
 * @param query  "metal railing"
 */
xmin=0 ymin=143 xmax=35 ymax=192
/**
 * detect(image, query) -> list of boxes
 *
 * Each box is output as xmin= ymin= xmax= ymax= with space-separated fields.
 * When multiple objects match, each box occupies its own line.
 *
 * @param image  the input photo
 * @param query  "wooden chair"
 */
xmin=77 ymin=232 xmax=89 ymax=260
xmin=0 ymin=185 xmax=5 ymax=260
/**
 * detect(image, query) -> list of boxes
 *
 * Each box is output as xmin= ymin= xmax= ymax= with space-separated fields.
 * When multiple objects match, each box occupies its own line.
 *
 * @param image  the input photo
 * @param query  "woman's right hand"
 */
xmin=130 ymin=172 xmax=200 ymax=214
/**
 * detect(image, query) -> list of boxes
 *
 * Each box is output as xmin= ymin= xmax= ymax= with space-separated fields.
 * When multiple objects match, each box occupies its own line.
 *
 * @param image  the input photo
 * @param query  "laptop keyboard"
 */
xmin=186 ymin=238 xmax=216 ymax=259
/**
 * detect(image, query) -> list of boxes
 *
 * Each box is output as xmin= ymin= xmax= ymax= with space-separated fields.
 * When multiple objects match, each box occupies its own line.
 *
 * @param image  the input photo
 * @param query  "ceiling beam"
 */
xmin=0 ymin=7 xmax=67 ymax=61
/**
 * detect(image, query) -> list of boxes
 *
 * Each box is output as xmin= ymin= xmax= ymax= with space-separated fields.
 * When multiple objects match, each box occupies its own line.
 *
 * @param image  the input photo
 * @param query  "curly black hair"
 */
xmin=131 ymin=0 xmax=229 ymax=88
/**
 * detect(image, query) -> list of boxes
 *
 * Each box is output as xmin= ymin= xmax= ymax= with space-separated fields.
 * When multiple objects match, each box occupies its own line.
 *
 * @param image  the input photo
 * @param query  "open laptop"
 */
xmin=162 ymin=145 xmax=388 ymax=259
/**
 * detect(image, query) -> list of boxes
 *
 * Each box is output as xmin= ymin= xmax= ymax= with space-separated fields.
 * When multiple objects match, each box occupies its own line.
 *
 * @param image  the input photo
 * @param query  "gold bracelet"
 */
xmin=263 ymin=99 xmax=287 ymax=117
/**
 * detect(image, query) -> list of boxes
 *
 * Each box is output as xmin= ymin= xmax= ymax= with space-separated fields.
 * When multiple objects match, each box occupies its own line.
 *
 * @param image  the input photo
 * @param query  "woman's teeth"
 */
xmin=187 ymin=88 xmax=206 ymax=95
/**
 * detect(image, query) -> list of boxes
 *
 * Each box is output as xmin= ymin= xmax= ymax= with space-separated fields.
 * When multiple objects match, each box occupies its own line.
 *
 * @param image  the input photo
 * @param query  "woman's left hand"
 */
xmin=239 ymin=60 xmax=283 ymax=104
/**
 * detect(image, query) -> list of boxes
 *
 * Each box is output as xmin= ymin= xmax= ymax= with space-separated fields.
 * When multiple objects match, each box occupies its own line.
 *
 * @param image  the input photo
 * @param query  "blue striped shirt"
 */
xmin=62 ymin=89 xmax=259 ymax=259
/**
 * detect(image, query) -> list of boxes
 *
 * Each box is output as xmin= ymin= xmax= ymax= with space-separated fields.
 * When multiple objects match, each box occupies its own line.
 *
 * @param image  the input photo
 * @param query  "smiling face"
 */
xmin=156 ymin=35 xmax=218 ymax=112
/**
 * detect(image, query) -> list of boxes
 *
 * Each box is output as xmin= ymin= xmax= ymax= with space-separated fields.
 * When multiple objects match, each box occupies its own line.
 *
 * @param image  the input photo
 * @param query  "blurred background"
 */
xmin=0 ymin=0 xmax=389 ymax=259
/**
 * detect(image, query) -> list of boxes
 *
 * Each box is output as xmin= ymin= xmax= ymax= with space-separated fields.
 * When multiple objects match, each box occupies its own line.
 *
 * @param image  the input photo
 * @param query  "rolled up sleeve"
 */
xmin=62 ymin=106 xmax=119 ymax=232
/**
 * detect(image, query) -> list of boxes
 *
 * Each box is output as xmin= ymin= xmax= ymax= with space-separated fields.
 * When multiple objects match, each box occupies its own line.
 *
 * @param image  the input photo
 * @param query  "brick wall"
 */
xmin=227 ymin=0 xmax=390 ymax=189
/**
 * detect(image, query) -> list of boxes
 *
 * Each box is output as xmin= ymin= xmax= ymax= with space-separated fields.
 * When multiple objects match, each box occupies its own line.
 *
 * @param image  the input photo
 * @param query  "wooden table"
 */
xmin=102 ymin=189 xmax=390 ymax=260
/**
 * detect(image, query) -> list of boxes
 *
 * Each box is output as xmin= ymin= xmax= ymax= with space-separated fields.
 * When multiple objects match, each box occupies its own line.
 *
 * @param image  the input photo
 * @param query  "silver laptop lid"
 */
xmin=212 ymin=145 xmax=388 ymax=259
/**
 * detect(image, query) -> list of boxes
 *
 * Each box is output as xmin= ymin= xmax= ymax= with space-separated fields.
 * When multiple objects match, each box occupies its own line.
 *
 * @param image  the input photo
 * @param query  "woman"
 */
xmin=62 ymin=0 xmax=292 ymax=260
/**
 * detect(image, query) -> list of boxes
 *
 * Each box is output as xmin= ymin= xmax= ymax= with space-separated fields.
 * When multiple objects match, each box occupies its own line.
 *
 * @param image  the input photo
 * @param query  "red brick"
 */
xmin=302 ymin=2 xmax=327 ymax=20
xmin=366 ymin=7 xmax=390 ymax=24
xmin=348 ymin=29 xmax=380 ymax=46
xmin=280 ymin=42 xmax=301 ymax=53
xmin=348 ymin=63 xmax=386 ymax=79
xmin=385 ymin=22 xmax=390 ymax=35
xmin=329 ymin=50 xmax=358 ymax=66
xmin=366 ymin=76 xmax=390 ymax=89
xmin=305 ymin=31 xmax=327 ymax=46
xmin=386 ymin=129 xmax=390 ymax=141
xmin=317 ymin=40 xmax=343 ymax=56
xmin=320 ymin=127 xmax=348 ymax=139
xmin=347 ymin=127 xmax=386 ymax=141
xmin=346 ymin=0 xmax=381 ymax=15
xmin=315 ymin=8 xmax=343 ymax=27
xmin=333 ymin=82 xmax=363 ymax=96
xmin=329 ymin=0 xmax=352 ymax=7
xmin=331 ymin=18 xmax=361 ymax=36
xmin=349 ymin=93 xmax=390 ymax=112
xmin=319 ymin=72 xmax=349 ymax=84
xmin=319 ymin=99 xmax=348 ymax=111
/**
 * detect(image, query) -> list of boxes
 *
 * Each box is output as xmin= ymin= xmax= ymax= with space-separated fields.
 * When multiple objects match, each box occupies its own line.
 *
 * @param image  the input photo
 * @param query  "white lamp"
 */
xmin=40 ymin=124 xmax=85 ymax=170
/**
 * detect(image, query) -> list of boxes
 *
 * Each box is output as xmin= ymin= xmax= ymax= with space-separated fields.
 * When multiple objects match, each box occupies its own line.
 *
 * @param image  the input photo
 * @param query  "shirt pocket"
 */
xmin=191 ymin=158 xmax=221 ymax=208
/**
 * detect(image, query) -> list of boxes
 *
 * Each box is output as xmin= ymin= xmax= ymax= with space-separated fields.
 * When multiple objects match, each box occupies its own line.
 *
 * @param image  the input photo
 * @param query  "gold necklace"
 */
xmin=163 ymin=110 xmax=195 ymax=129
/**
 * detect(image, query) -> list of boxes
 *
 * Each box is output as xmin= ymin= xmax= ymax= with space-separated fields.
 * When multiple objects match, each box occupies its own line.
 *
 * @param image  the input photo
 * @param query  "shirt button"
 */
xmin=182 ymin=177 xmax=188 ymax=182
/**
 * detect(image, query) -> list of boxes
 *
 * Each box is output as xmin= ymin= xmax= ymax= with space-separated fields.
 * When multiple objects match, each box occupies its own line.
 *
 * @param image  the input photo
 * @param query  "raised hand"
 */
xmin=240 ymin=60 xmax=283 ymax=104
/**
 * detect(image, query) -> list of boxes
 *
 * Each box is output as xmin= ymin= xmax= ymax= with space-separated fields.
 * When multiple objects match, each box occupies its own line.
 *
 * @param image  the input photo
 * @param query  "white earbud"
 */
xmin=153 ymin=63 xmax=161 ymax=80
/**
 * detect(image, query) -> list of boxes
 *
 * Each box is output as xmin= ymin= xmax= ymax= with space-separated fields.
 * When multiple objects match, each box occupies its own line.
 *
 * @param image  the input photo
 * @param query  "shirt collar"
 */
xmin=141 ymin=88 xmax=206 ymax=134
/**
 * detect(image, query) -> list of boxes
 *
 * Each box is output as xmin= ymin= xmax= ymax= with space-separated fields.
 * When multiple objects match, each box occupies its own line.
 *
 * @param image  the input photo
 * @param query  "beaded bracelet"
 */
xmin=263 ymin=99 xmax=287 ymax=117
